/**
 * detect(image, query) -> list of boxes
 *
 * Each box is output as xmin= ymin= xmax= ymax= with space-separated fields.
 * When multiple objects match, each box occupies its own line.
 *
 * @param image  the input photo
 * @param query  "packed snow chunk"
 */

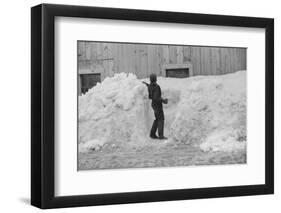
xmin=78 ymin=73 xmax=152 ymax=152
xmin=199 ymin=129 xmax=246 ymax=152
xmin=79 ymin=139 xmax=106 ymax=153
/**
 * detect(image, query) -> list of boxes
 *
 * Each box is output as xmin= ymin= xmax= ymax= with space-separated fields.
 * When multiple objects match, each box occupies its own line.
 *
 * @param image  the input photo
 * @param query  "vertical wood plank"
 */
xmin=103 ymin=43 xmax=115 ymax=77
xmin=79 ymin=41 xmax=87 ymax=60
xmin=110 ymin=43 xmax=118 ymax=76
xmin=131 ymin=44 xmax=147 ymax=78
xmin=77 ymin=42 xmax=84 ymax=75
xmin=85 ymin=42 xmax=92 ymax=60
xmin=235 ymin=48 xmax=242 ymax=71
xmin=241 ymin=48 xmax=247 ymax=70
xmin=183 ymin=46 xmax=191 ymax=62
xmin=102 ymin=43 xmax=109 ymax=77
xmin=156 ymin=45 xmax=164 ymax=76
xmin=130 ymin=43 xmax=137 ymax=74
xmin=89 ymin=42 xmax=97 ymax=61
xmin=168 ymin=45 xmax=177 ymax=64
xmin=147 ymin=45 xmax=159 ymax=76
xmin=118 ymin=43 xmax=126 ymax=74
xmin=235 ymin=48 xmax=244 ymax=72
xmin=220 ymin=48 xmax=231 ymax=74
xmin=134 ymin=44 xmax=141 ymax=78
xmin=122 ymin=44 xmax=133 ymax=74
xmin=176 ymin=46 xmax=184 ymax=64
xmin=131 ymin=44 xmax=137 ymax=75
xmin=229 ymin=48 xmax=236 ymax=73
xmin=121 ymin=43 xmax=128 ymax=74
xmin=211 ymin=48 xmax=221 ymax=75
xmin=200 ymin=47 xmax=212 ymax=75
xmin=190 ymin=46 xmax=201 ymax=76
xmin=230 ymin=48 xmax=247 ymax=73
xmin=139 ymin=44 xmax=148 ymax=78
xmin=147 ymin=45 xmax=153 ymax=76
xmin=133 ymin=44 xmax=138 ymax=75
xmin=162 ymin=45 xmax=169 ymax=64
xmin=77 ymin=41 xmax=84 ymax=59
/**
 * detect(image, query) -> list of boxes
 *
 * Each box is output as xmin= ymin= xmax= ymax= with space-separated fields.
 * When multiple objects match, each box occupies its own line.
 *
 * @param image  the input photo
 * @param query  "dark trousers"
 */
xmin=150 ymin=109 xmax=165 ymax=138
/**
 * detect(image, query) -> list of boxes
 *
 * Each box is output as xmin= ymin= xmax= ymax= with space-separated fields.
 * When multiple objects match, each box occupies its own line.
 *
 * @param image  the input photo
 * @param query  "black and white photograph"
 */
xmin=77 ymin=41 xmax=247 ymax=170
xmin=0 ymin=0 xmax=277 ymax=211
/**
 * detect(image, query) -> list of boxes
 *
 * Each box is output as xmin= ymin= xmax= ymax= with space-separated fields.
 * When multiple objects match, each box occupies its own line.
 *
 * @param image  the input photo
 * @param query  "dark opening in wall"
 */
xmin=80 ymin=73 xmax=101 ymax=94
xmin=166 ymin=68 xmax=189 ymax=78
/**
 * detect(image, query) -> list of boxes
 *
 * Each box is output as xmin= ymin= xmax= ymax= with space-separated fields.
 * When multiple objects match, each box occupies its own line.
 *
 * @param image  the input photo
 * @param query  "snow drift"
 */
xmin=78 ymin=73 xmax=150 ymax=151
xmin=78 ymin=71 xmax=246 ymax=153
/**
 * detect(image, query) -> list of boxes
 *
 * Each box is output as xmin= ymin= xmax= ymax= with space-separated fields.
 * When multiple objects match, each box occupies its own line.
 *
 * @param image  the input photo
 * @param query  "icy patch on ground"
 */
xmin=78 ymin=71 xmax=247 ymax=153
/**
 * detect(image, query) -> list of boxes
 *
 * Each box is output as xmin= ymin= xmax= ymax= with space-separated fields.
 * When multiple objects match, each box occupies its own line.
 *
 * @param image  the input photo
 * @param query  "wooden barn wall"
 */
xmin=78 ymin=42 xmax=246 ymax=80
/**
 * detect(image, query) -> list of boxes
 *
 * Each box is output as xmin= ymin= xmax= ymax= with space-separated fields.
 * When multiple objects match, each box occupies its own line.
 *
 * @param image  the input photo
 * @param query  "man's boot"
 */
xmin=158 ymin=119 xmax=167 ymax=140
xmin=150 ymin=119 xmax=158 ymax=139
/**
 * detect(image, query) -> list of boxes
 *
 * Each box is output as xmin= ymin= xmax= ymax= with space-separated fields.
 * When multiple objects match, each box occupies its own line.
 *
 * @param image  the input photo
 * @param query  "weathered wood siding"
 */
xmin=78 ymin=42 xmax=246 ymax=80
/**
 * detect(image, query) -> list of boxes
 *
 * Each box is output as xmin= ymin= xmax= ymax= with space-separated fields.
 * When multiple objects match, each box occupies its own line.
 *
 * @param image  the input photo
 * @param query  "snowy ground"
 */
xmin=78 ymin=142 xmax=246 ymax=170
xmin=78 ymin=71 xmax=247 ymax=170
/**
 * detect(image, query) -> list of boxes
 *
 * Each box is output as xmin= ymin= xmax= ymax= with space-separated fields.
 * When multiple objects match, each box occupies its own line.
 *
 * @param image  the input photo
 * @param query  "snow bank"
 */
xmin=159 ymin=71 xmax=247 ymax=152
xmin=79 ymin=71 xmax=247 ymax=153
xmin=79 ymin=73 xmax=151 ymax=150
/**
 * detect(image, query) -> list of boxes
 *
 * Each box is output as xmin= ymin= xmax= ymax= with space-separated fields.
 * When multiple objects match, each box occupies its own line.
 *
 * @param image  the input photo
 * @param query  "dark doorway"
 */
xmin=166 ymin=68 xmax=189 ymax=78
xmin=80 ymin=73 xmax=101 ymax=94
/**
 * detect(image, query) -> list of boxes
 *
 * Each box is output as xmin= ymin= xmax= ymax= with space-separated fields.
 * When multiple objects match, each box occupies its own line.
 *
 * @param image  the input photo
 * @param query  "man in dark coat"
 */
xmin=144 ymin=74 xmax=168 ymax=140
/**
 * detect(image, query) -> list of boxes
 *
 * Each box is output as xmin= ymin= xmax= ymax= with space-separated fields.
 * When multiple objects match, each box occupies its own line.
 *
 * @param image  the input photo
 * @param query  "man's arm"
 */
xmin=142 ymin=81 xmax=149 ymax=87
xmin=152 ymin=86 xmax=168 ymax=104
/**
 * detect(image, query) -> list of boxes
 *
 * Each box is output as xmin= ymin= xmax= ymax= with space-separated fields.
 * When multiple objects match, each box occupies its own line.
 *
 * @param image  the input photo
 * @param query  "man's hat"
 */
xmin=150 ymin=73 xmax=157 ymax=83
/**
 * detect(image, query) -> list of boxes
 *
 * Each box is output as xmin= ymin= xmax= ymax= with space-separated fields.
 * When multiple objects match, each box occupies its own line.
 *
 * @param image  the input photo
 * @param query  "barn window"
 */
xmin=80 ymin=73 xmax=101 ymax=94
xmin=166 ymin=68 xmax=189 ymax=78
xmin=162 ymin=63 xmax=193 ymax=78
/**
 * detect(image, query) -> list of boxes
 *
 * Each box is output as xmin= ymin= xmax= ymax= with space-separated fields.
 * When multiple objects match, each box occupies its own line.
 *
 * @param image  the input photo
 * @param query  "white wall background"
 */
xmin=0 ymin=0 xmax=279 ymax=212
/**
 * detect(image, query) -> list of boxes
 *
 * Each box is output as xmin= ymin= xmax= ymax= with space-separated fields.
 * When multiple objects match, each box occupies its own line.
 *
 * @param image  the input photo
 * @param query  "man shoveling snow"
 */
xmin=144 ymin=74 xmax=168 ymax=140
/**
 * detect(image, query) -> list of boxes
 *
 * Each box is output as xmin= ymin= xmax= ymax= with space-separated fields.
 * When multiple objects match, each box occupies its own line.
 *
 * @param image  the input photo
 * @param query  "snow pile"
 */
xmin=160 ymin=71 xmax=247 ymax=152
xmin=79 ymin=71 xmax=247 ymax=153
xmin=78 ymin=73 xmax=151 ymax=152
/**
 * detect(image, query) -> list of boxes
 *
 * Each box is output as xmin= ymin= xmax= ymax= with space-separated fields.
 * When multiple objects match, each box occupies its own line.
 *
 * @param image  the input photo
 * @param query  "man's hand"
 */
xmin=162 ymin=98 xmax=168 ymax=104
xmin=142 ymin=81 xmax=149 ymax=87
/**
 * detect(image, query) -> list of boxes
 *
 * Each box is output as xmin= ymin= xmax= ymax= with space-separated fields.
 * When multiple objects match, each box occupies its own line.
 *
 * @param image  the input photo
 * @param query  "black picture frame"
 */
xmin=31 ymin=3 xmax=274 ymax=209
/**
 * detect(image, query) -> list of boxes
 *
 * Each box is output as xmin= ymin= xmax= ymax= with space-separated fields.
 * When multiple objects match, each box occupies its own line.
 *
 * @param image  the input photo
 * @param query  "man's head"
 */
xmin=150 ymin=73 xmax=157 ymax=83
